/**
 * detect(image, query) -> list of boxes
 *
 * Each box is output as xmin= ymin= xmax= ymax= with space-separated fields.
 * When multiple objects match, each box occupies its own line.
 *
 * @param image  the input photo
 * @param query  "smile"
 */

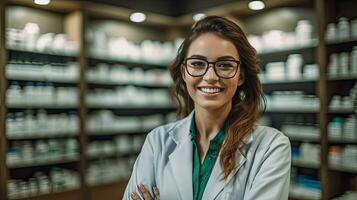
xmin=198 ymin=87 xmax=224 ymax=94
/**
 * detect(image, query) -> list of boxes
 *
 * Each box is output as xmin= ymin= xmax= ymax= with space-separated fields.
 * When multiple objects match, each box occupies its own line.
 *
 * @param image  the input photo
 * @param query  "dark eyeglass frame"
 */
xmin=183 ymin=57 xmax=241 ymax=79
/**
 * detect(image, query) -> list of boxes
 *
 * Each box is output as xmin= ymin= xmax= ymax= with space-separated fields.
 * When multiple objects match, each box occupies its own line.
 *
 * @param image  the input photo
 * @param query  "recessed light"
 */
xmin=248 ymin=0 xmax=265 ymax=11
xmin=34 ymin=0 xmax=50 ymax=5
xmin=130 ymin=12 xmax=146 ymax=23
xmin=193 ymin=13 xmax=206 ymax=22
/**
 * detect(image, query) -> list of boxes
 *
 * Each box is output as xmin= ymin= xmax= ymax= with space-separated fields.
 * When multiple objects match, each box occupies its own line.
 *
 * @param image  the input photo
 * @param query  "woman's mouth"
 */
xmin=198 ymin=87 xmax=224 ymax=94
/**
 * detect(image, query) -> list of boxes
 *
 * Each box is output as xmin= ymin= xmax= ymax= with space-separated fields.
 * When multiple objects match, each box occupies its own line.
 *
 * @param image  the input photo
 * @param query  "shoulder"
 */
xmin=145 ymin=117 xmax=188 ymax=145
xmin=250 ymin=125 xmax=291 ymax=151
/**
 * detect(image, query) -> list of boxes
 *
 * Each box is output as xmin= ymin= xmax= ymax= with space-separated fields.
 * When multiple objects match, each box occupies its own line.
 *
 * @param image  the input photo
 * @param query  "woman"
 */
xmin=123 ymin=16 xmax=291 ymax=200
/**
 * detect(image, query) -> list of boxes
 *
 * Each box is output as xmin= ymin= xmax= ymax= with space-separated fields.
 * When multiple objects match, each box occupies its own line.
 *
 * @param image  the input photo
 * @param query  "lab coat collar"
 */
xmin=202 ymin=148 xmax=247 ymax=200
xmin=168 ymin=111 xmax=194 ymax=200
xmin=204 ymin=126 xmax=258 ymax=200
xmin=168 ymin=110 xmax=254 ymax=146
xmin=168 ymin=110 xmax=255 ymax=200
xmin=168 ymin=111 xmax=194 ymax=145
xmin=203 ymin=127 xmax=256 ymax=200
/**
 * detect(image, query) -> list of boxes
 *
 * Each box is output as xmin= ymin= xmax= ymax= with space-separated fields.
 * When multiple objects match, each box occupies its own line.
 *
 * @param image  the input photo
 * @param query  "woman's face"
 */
xmin=182 ymin=33 xmax=244 ymax=112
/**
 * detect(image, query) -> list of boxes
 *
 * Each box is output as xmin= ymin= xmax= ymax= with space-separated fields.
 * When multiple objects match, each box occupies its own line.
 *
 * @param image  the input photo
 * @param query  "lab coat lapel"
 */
xmin=168 ymin=112 xmax=194 ymax=200
xmin=202 ymin=132 xmax=255 ymax=200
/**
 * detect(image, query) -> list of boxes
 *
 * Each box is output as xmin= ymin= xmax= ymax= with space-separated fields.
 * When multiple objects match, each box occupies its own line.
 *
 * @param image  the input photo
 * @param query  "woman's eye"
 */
xmin=190 ymin=61 xmax=206 ymax=68
xmin=217 ymin=62 xmax=234 ymax=69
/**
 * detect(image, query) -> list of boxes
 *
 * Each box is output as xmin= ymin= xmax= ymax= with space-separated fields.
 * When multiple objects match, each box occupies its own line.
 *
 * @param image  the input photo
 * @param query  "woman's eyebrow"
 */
xmin=187 ymin=54 xmax=207 ymax=59
xmin=187 ymin=55 xmax=238 ymax=60
xmin=216 ymin=55 xmax=237 ymax=60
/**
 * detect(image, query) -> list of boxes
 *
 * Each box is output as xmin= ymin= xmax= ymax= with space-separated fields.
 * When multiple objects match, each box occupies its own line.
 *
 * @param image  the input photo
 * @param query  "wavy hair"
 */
xmin=169 ymin=16 xmax=266 ymax=179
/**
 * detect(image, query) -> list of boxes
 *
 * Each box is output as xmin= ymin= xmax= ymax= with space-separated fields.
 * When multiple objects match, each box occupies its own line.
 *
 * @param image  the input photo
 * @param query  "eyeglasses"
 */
xmin=183 ymin=58 xmax=240 ymax=79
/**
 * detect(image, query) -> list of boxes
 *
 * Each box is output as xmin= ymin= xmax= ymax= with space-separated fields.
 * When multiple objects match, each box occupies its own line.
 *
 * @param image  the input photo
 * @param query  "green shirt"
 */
xmin=190 ymin=115 xmax=226 ymax=200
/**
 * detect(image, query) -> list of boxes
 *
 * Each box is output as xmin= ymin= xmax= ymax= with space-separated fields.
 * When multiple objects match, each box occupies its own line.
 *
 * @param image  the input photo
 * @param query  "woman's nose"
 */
xmin=203 ymin=64 xmax=219 ymax=81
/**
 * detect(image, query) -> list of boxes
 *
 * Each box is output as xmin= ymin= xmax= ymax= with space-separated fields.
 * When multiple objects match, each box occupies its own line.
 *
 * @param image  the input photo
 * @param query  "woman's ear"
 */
xmin=237 ymin=69 xmax=245 ymax=87
xmin=237 ymin=76 xmax=244 ymax=86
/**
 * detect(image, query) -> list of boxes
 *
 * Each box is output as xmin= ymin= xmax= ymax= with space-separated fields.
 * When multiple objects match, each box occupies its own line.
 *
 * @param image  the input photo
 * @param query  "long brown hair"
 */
xmin=169 ymin=16 xmax=266 ymax=179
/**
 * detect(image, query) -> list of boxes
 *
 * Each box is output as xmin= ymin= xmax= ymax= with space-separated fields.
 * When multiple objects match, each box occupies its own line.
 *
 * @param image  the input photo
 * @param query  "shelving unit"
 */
xmin=322 ymin=1 xmax=357 ymax=199
xmin=242 ymin=12 xmax=322 ymax=198
xmin=1 ymin=1 xmax=86 ymax=200
xmin=84 ymin=10 xmax=176 ymax=199
xmin=232 ymin=0 xmax=355 ymax=199
xmin=0 ymin=0 xmax=181 ymax=198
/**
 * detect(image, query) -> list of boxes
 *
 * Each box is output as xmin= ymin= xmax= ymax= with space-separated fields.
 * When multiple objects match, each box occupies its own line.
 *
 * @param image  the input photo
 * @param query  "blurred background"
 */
xmin=0 ymin=0 xmax=356 ymax=200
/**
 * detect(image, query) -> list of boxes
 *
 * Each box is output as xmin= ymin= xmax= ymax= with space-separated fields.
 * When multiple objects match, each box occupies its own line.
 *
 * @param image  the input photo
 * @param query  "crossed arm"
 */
xmin=130 ymin=184 xmax=160 ymax=200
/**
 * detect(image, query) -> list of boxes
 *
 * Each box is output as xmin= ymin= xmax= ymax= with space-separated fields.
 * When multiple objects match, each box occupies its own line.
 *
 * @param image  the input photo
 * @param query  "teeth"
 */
xmin=200 ymin=87 xmax=222 ymax=94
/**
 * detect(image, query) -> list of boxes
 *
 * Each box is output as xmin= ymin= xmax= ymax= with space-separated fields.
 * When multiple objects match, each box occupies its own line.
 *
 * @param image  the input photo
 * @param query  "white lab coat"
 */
xmin=123 ymin=111 xmax=291 ymax=200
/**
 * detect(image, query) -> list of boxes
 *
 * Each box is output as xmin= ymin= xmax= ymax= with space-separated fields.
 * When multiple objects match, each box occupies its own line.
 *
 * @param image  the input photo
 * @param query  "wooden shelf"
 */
xmin=289 ymin=194 xmax=320 ymax=200
xmin=328 ymin=108 xmax=357 ymax=114
xmin=328 ymin=75 xmax=357 ymax=81
xmin=7 ymin=104 xmax=78 ymax=110
xmin=7 ymin=46 xmax=79 ymax=58
xmin=87 ymin=104 xmax=175 ymax=110
xmin=257 ymin=41 xmax=318 ymax=57
xmin=328 ymin=138 xmax=357 ymax=145
xmin=6 ymin=74 xmax=79 ymax=85
xmin=329 ymin=164 xmax=357 ymax=174
xmin=7 ymin=132 xmax=78 ymax=140
xmin=87 ymin=129 xmax=150 ymax=136
xmin=289 ymin=192 xmax=321 ymax=200
xmin=9 ymin=188 xmax=82 ymax=200
xmin=287 ymin=135 xmax=320 ymax=142
xmin=326 ymin=37 xmax=357 ymax=46
xmin=87 ymin=80 xmax=170 ymax=89
xmin=88 ymin=55 xmax=169 ymax=69
xmin=326 ymin=38 xmax=357 ymax=53
xmin=265 ymin=107 xmax=319 ymax=113
xmin=7 ymin=155 xmax=79 ymax=168
xmin=87 ymin=151 xmax=139 ymax=160
xmin=261 ymin=78 xmax=318 ymax=85
xmin=262 ymin=79 xmax=317 ymax=93
xmin=292 ymin=159 xmax=320 ymax=169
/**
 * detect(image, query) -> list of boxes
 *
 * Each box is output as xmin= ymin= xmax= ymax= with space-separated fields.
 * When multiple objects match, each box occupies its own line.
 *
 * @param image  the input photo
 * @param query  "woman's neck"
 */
xmin=194 ymin=104 xmax=231 ymax=141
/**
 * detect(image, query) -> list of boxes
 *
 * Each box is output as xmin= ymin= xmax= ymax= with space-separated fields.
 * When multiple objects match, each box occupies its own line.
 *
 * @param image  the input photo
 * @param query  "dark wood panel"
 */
xmin=0 ymin=0 xmax=8 ymax=199
xmin=89 ymin=180 xmax=128 ymax=200
xmin=315 ymin=0 xmax=329 ymax=199
xmin=78 ymin=9 xmax=90 ymax=200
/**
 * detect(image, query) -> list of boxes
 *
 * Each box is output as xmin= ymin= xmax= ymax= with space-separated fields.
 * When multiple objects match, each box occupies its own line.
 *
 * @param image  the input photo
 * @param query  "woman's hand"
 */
xmin=130 ymin=184 xmax=160 ymax=200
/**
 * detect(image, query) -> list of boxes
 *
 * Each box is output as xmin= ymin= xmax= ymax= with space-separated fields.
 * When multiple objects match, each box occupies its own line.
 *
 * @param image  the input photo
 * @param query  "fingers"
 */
xmin=138 ymin=184 xmax=153 ymax=200
xmin=131 ymin=184 xmax=160 ymax=200
xmin=153 ymin=186 xmax=160 ymax=200
xmin=131 ymin=191 xmax=141 ymax=200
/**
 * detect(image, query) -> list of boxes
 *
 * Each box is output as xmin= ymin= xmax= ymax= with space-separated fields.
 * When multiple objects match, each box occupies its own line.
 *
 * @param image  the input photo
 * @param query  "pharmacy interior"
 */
xmin=0 ymin=0 xmax=356 ymax=200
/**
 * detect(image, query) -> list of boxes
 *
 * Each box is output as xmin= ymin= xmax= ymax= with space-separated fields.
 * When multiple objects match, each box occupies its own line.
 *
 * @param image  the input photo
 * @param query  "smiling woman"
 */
xmin=182 ymin=32 xmax=244 ymax=114
xmin=123 ymin=16 xmax=291 ymax=200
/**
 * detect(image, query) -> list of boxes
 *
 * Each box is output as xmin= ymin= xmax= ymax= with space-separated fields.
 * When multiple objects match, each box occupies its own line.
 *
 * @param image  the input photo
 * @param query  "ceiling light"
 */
xmin=34 ymin=0 xmax=50 ymax=5
xmin=130 ymin=12 xmax=146 ymax=23
xmin=248 ymin=0 xmax=265 ymax=11
xmin=193 ymin=13 xmax=206 ymax=22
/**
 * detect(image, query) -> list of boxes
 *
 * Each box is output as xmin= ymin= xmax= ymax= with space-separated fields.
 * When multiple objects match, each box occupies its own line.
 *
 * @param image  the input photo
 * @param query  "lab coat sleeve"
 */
xmin=122 ymin=132 xmax=157 ymax=200
xmin=244 ymin=134 xmax=291 ymax=200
